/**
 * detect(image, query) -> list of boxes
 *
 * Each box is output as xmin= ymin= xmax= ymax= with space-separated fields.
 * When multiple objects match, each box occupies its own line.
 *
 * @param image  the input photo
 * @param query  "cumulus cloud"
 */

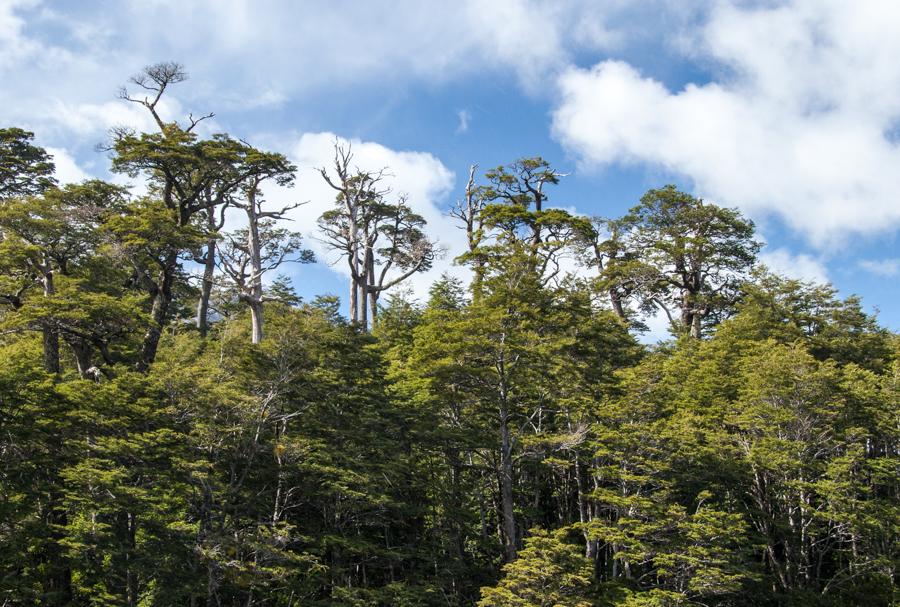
xmin=758 ymin=247 xmax=829 ymax=284
xmin=46 ymin=146 xmax=90 ymax=184
xmin=551 ymin=1 xmax=900 ymax=246
xmin=258 ymin=132 xmax=469 ymax=299
xmin=1 ymin=0 xmax=626 ymax=147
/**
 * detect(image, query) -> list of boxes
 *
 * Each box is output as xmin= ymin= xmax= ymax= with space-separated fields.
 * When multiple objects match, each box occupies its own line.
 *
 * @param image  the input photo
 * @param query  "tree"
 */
xmin=0 ymin=127 xmax=57 ymax=199
xmin=217 ymin=219 xmax=313 ymax=343
xmin=213 ymin=152 xmax=311 ymax=343
xmin=600 ymin=186 xmax=760 ymax=338
xmin=451 ymin=164 xmax=489 ymax=293
xmin=461 ymin=158 xmax=591 ymax=290
xmin=113 ymin=63 xmax=306 ymax=365
xmin=0 ymin=180 xmax=139 ymax=377
xmin=318 ymin=141 xmax=436 ymax=328
xmin=478 ymin=528 xmax=594 ymax=607
xmin=481 ymin=157 xmax=564 ymax=248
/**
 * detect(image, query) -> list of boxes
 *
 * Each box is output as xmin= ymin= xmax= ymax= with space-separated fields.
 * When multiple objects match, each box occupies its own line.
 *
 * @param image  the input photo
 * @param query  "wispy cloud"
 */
xmin=456 ymin=109 xmax=470 ymax=134
xmin=858 ymin=258 xmax=900 ymax=277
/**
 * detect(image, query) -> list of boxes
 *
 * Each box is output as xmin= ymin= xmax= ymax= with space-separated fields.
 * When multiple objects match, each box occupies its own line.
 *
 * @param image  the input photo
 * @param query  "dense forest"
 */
xmin=1 ymin=63 xmax=897 ymax=607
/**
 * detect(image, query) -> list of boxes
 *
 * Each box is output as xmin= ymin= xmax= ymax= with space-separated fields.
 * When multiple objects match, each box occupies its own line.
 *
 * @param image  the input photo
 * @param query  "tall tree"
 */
xmin=217 ymin=217 xmax=312 ymax=343
xmin=0 ymin=128 xmax=59 ymax=372
xmin=214 ymin=155 xmax=311 ymax=343
xmin=0 ymin=127 xmax=57 ymax=199
xmin=318 ymin=141 xmax=436 ymax=328
xmin=600 ymin=185 xmax=760 ymax=338
xmin=0 ymin=180 xmax=138 ymax=378
xmin=113 ymin=63 xmax=304 ymax=366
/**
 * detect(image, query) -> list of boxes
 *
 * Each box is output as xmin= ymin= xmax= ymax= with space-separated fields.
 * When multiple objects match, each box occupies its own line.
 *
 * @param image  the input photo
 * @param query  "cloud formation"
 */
xmin=758 ymin=247 xmax=829 ymax=285
xmin=1 ymin=0 xmax=625 ymax=147
xmin=552 ymin=1 xmax=900 ymax=246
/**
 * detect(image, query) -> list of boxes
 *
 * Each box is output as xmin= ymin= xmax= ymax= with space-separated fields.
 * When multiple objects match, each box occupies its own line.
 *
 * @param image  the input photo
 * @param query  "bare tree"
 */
xmin=316 ymin=142 xmax=385 ymax=325
xmin=450 ymin=164 xmax=488 ymax=295
xmin=217 ymin=177 xmax=312 ymax=343
xmin=317 ymin=141 xmax=436 ymax=329
xmin=118 ymin=61 xmax=213 ymax=133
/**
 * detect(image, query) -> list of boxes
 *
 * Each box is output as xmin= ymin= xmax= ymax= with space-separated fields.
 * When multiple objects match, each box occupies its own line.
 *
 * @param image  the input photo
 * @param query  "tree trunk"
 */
xmin=249 ymin=299 xmax=264 ymax=345
xmin=359 ymin=278 xmax=368 ymax=330
xmin=196 ymin=235 xmax=216 ymax=338
xmin=348 ymin=209 xmax=359 ymax=323
xmin=42 ymin=268 xmax=60 ymax=374
xmin=367 ymin=247 xmax=378 ymax=328
xmin=69 ymin=339 xmax=94 ymax=379
xmin=500 ymin=407 xmax=517 ymax=562
xmin=247 ymin=194 xmax=264 ymax=344
xmin=349 ymin=278 xmax=358 ymax=324
xmin=368 ymin=290 xmax=378 ymax=327
xmin=689 ymin=309 xmax=702 ymax=339
xmin=609 ymin=289 xmax=627 ymax=322
xmin=137 ymin=252 xmax=177 ymax=372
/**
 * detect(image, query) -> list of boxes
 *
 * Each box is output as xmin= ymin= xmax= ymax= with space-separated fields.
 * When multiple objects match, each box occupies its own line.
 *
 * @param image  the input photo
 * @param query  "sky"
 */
xmin=2 ymin=0 xmax=899 ymax=337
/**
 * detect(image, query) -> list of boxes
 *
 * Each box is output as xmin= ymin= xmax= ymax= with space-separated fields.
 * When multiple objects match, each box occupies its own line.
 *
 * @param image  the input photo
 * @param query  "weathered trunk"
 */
xmin=368 ymin=290 xmax=378 ymax=327
xmin=609 ymin=289 xmax=627 ymax=322
xmin=249 ymin=299 xmax=264 ymax=345
xmin=42 ymin=268 xmax=60 ymax=374
xmin=366 ymin=253 xmax=377 ymax=328
xmin=349 ymin=278 xmax=358 ymax=324
xmin=137 ymin=252 xmax=177 ymax=372
xmin=247 ymin=195 xmax=264 ymax=344
xmin=680 ymin=287 xmax=702 ymax=338
xmin=499 ymin=406 xmax=517 ymax=562
xmin=359 ymin=279 xmax=368 ymax=329
xmin=196 ymin=235 xmax=216 ymax=338
xmin=689 ymin=309 xmax=702 ymax=339
xmin=348 ymin=209 xmax=359 ymax=323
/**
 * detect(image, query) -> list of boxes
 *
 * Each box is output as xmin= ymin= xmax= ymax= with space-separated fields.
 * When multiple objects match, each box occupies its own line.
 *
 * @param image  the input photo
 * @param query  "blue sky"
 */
xmin=3 ymin=0 xmax=898 ymax=336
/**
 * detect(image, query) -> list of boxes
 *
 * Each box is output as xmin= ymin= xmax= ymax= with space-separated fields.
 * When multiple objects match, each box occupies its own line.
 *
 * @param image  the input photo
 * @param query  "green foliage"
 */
xmin=0 ymin=119 xmax=895 ymax=607
xmin=0 ymin=127 xmax=56 ymax=198
xmin=599 ymin=185 xmax=761 ymax=338
xmin=479 ymin=528 xmax=595 ymax=607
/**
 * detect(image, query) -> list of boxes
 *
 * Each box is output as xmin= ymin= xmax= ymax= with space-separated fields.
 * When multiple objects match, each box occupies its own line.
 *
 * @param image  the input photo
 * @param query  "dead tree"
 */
xmin=217 ymin=177 xmax=312 ymax=343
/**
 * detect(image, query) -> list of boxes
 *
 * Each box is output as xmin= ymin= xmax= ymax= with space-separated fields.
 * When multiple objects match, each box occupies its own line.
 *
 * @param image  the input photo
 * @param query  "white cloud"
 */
xmin=551 ymin=1 xmax=900 ymax=247
xmin=0 ymin=0 xmax=626 ymax=143
xmin=46 ymin=146 xmax=90 ymax=184
xmin=858 ymin=258 xmax=900 ymax=277
xmin=758 ymin=247 xmax=829 ymax=284
xmin=257 ymin=132 xmax=469 ymax=300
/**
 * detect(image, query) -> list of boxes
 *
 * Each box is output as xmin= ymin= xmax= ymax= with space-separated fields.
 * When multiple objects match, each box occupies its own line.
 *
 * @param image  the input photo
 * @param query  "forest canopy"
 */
xmin=0 ymin=63 xmax=897 ymax=607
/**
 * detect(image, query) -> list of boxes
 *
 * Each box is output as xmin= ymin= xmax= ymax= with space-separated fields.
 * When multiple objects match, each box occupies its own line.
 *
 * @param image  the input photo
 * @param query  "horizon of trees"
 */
xmin=0 ymin=63 xmax=896 ymax=607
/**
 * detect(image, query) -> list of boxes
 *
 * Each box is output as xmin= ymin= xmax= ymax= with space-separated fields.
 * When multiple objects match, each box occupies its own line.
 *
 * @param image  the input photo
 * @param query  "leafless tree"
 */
xmin=317 ymin=141 xmax=436 ymax=329
xmin=217 ymin=177 xmax=312 ymax=343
